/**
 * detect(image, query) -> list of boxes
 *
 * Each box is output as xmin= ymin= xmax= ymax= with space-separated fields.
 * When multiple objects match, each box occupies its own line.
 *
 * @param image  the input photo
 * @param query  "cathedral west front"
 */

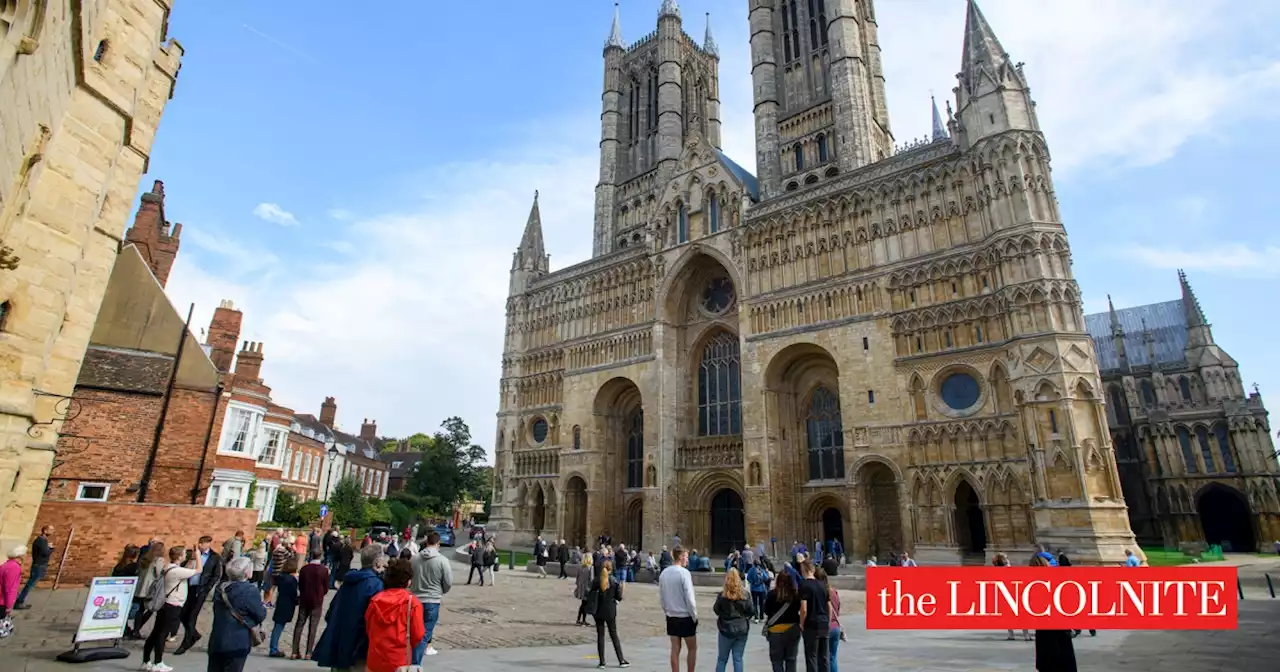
xmin=489 ymin=0 xmax=1276 ymax=565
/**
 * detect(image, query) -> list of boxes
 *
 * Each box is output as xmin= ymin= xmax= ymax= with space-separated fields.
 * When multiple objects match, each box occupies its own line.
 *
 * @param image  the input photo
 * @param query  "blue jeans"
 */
xmin=411 ymin=602 xmax=441 ymax=663
xmin=716 ymin=631 xmax=747 ymax=672
xmin=16 ymin=564 xmax=46 ymax=605
xmin=269 ymin=621 xmax=287 ymax=654
xmin=829 ymin=627 xmax=841 ymax=672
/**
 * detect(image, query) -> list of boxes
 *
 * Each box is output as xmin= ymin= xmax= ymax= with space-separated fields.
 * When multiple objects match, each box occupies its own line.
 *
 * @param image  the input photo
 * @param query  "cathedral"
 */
xmin=1085 ymin=277 xmax=1280 ymax=553
xmin=491 ymin=0 xmax=1208 ymax=565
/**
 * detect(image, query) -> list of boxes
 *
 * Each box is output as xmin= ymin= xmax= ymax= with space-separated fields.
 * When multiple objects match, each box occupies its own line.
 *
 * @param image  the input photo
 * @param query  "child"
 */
xmin=268 ymin=557 xmax=300 ymax=658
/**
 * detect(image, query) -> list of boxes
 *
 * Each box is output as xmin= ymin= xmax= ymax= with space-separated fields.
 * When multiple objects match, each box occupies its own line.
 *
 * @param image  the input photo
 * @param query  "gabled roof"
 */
xmin=1085 ymin=299 xmax=1188 ymax=370
xmin=713 ymin=149 xmax=759 ymax=202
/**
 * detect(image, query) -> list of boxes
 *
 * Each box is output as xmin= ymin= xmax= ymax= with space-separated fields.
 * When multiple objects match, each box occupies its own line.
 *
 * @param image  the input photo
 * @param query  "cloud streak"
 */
xmin=253 ymin=202 xmax=301 ymax=227
xmin=242 ymin=24 xmax=319 ymax=64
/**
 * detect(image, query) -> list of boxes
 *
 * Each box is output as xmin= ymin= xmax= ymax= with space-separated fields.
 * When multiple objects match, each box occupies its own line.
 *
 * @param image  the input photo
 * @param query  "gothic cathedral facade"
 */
xmin=493 ymin=0 xmax=1145 ymax=565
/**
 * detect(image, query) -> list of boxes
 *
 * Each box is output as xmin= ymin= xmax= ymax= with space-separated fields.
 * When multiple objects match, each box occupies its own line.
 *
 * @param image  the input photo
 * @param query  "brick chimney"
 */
xmin=319 ymin=397 xmax=337 ymax=427
xmin=205 ymin=300 xmax=242 ymax=372
xmin=234 ymin=341 xmax=264 ymax=381
xmin=125 ymin=180 xmax=182 ymax=287
xmin=360 ymin=418 xmax=377 ymax=441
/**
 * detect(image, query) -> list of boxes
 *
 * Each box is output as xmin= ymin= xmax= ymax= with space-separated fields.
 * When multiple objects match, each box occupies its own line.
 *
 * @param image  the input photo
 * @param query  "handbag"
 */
xmin=0 ymin=615 xmax=13 ymax=638
xmin=395 ymin=600 xmax=424 ymax=672
xmin=219 ymin=584 xmax=265 ymax=647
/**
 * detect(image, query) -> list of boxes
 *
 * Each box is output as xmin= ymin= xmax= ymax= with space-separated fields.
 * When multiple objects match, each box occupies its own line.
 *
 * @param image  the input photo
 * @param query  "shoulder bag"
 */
xmin=218 ymin=583 xmax=265 ymax=647
xmin=759 ymin=598 xmax=788 ymax=637
xmin=395 ymin=600 xmax=424 ymax=672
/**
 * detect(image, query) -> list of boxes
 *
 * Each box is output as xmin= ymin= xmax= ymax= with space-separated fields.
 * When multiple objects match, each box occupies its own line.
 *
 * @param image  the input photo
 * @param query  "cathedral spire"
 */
xmin=931 ymin=95 xmax=949 ymax=141
xmin=703 ymin=12 xmax=718 ymax=57
xmin=658 ymin=0 xmax=680 ymax=20
xmin=1107 ymin=295 xmax=1123 ymax=335
xmin=605 ymin=2 xmax=624 ymax=50
xmin=513 ymin=190 xmax=548 ymax=275
xmin=1179 ymin=269 xmax=1215 ymax=347
xmin=961 ymin=0 xmax=1010 ymax=76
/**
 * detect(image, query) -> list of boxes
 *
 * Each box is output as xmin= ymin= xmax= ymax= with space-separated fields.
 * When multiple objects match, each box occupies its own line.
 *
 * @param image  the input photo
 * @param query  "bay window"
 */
xmin=219 ymin=404 xmax=265 ymax=456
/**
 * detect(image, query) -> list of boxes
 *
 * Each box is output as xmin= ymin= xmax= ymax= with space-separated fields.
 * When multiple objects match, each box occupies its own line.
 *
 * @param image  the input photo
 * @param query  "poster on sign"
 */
xmin=74 ymin=577 xmax=137 ymax=643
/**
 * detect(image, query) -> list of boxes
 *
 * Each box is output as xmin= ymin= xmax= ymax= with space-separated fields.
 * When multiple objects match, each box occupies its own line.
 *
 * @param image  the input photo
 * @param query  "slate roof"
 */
xmin=381 ymin=451 xmax=424 ymax=478
xmin=292 ymin=414 xmax=334 ymax=442
xmin=1084 ymin=299 xmax=1189 ymax=371
xmin=714 ymin=149 xmax=759 ymax=202
xmin=331 ymin=428 xmax=383 ymax=461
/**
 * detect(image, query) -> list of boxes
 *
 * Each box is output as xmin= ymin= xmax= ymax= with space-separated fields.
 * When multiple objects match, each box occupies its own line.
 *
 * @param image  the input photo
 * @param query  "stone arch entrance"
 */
xmin=1197 ymin=483 xmax=1256 ymax=552
xmin=954 ymin=479 xmax=987 ymax=556
xmin=592 ymin=377 xmax=643 ymax=539
xmin=624 ymin=498 xmax=644 ymax=549
xmin=709 ymin=488 xmax=746 ymax=556
xmin=532 ymin=487 xmax=546 ymax=534
xmin=822 ymin=508 xmax=845 ymax=548
xmin=856 ymin=460 xmax=902 ymax=558
xmin=564 ymin=476 xmax=588 ymax=548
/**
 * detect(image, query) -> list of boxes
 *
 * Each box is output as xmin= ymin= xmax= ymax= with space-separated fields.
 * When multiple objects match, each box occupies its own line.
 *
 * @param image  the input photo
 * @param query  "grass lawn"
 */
xmin=496 ymin=550 xmax=534 ymax=566
xmin=1141 ymin=548 xmax=1199 ymax=567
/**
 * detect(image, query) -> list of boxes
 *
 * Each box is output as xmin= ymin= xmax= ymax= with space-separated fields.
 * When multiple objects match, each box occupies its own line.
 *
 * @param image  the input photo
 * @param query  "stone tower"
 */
xmin=591 ymin=0 xmax=723 ymax=257
xmin=0 ymin=1 xmax=183 ymax=554
xmin=748 ymin=0 xmax=893 ymax=200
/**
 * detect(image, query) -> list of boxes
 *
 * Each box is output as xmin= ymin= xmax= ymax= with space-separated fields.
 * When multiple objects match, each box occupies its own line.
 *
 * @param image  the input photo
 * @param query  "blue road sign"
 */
xmin=771 ymin=537 xmax=777 ymax=543
xmin=320 ymin=505 xmax=329 ymax=518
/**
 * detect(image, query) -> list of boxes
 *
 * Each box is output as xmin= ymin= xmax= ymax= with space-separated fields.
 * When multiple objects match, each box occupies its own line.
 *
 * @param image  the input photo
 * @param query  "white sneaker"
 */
xmin=426 ymin=646 xmax=439 ymax=656
xmin=141 ymin=664 xmax=154 ymax=671
xmin=153 ymin=664 xmax=173 ymax=672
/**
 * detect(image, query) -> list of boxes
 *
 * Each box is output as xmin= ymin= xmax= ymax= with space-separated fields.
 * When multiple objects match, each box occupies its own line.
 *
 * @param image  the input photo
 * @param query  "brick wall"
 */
xmin=47 ymin=385 xmax=220 ymax=505
xmin=30 ymin=501 xmax=258 ymax=587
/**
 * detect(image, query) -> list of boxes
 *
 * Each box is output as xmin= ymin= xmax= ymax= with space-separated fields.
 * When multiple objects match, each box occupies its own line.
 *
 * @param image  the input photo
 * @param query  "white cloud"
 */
xmin=169 ymin=0 xmax=1280 ymax=458
xmin=1124 ymin=244 xmax=1280 ymax=279
xmin=253 ymin=202 xmax=301 ymax=227
xmin=707 ymin=0 xmax=1280 ymax=176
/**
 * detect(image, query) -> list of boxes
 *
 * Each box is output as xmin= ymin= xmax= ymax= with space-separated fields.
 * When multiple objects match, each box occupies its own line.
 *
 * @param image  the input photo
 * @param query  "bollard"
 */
xmin=1238 ymin=578 xmax=1244 ymax=600
xmin=1267 ymin=573 xmax=1275 ymax=599
xmin=509 ymin=549 xmax=516 ymax=570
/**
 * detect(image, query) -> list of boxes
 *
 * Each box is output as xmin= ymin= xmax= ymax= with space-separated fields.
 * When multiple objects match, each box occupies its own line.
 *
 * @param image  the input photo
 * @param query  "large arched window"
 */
xmin=1176 ymin=427 xmax=1197 ymax=474
xmin=806 ymin=385 xmax=845 ymax=481
xmin=698 ymin=332 xmax=742 ymax=436
xmin=626 ymin=409 xmax=644 ymax=488
xmin=1195 ymin=426 xmax=1216 ymax=474
xmin=1213 ymin=424 xmax=1235 ymax=473
xmin=677 ymin=203 xmax=688 ymax=244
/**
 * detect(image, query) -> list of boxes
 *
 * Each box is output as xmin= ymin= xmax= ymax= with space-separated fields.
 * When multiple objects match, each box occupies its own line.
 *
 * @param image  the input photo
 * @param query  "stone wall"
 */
xmin=0 ymin=1 xmax=183 ymax=555
xmin=30 ymin=500 xmax=258 ymax=587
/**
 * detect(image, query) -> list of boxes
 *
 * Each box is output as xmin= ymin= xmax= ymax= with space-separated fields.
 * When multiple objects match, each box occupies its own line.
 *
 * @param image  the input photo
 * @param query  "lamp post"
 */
xmin=325 ymin=445 xmax=339 ymax=500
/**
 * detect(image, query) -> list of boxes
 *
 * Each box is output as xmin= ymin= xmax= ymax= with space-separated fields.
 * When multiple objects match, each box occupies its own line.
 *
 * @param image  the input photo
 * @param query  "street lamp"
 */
xmin=325 ymin=445 xmax=339 ymax=500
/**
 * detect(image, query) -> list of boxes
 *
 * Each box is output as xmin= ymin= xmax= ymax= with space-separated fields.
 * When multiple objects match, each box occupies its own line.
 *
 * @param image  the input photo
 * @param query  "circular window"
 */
xmin=939 ymin=372 xmax=981 ymax=411
xmin=531 ymin=418 xmax=549 ymax=444
xmin=701 ymin=277 xmax=735 ymax=315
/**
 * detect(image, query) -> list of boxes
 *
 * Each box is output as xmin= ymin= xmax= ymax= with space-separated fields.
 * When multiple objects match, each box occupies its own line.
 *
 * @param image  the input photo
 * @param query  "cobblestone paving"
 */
xmin=4 ymin=557 xmax=1278 ymax=671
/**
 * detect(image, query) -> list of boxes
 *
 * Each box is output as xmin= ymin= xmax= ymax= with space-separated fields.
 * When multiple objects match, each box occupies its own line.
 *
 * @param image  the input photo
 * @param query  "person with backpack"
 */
xmin=746 ymin=561 xmax=771 ymax=622
xmin=142 ymin=546 xmax=202 ymax=672
xmin=589 ymin=559 xmax=628 ymax=668
xmin=713 ymin=570 xmax=754 ymax=672
xmin=127 ymin=543 xmax=167 ymax=640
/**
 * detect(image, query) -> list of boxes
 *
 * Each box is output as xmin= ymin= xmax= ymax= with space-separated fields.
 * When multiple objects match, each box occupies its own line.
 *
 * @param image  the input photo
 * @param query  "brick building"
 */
xmin=281 ymin=414 xmax=326 ymax=501
xmin=45 ymin=182 xmax=222 ymax=507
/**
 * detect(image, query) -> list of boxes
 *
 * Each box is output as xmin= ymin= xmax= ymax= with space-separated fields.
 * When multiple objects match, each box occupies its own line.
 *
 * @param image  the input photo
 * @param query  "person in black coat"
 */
xmin=174 ymin=536 xmax=223 ymax=654
xmin=590 ymin=560 xmax=628 ymax=668
xmin=268 ymin=558 xmax=299 ymax=658
xmin=557 ymin=540 xmax=571 ymax=579
xmin=208 ymin=557 xmax=268 ymax=672
xmin=1032 ymin=554 xmax=1077 ymax=672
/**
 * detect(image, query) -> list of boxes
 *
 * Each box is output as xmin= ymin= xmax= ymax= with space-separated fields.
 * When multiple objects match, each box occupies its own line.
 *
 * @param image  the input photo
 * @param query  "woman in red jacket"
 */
xmin=364 ymin=558 xmax=424 ymax=672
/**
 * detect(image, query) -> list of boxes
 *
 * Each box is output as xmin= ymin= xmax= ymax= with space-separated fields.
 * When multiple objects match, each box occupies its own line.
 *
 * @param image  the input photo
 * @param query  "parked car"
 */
xmin=435 ymin=524 xmax=455 ymax=547
xmin=469 ymin=524 xmax=487 ymax=540
xmin=368 ymin=521 xmax=394 ymax=540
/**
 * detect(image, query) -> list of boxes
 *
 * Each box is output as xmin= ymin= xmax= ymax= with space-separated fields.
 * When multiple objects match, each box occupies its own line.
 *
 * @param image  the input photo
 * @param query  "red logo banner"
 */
xmin=865 ymin=567 xmax=1238 ymax=630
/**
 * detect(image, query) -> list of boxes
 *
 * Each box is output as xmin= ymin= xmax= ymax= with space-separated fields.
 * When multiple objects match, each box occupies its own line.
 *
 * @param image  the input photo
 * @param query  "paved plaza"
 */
xmin=3 ymin=555 xmax=1279 ymax=670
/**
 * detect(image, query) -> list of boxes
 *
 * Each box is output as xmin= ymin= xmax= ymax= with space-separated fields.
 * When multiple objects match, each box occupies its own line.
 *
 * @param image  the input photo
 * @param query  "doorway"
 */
xmin=1197 ymin=484 xmax=1256 ymax=552
xmin=821 ymin=507 xmax=845 ymax=548
xmin=709 ymin=488 xmax=746 ymax=556
xmin=954 ymin=480 xmax=987 ymax=555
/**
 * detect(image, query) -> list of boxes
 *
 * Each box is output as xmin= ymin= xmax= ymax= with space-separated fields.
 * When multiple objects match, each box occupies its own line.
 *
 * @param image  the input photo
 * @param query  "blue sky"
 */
xmin=146 ymin=0 xmax=1280 ymax=457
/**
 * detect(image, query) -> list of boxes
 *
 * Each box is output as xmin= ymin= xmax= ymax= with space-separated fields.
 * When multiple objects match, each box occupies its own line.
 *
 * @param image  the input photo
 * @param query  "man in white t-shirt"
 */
xmin=659 ymin=547 xmax=698 ymax=672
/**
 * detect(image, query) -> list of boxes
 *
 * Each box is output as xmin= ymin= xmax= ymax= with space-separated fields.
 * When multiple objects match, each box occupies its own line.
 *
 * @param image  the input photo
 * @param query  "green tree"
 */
xmin=246 ymin=477 xmax=258 ymax=510
xmin=297 ymin=499 xmax=324 ymax=526
xmin=364 ymin=498 xmax=393 ymax=526
xmin=405 ymin=417 xmax=487 ymax=514
xmin=329 ymin=475 xmax=368 ymax=528
xmin=272 ymin=489 xmax=300 ymax=526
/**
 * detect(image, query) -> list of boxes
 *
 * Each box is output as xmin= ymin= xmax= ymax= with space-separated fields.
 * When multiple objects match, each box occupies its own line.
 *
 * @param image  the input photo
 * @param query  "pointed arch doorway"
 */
xmin=709 ymin=488 xmax=745 ymax=556
xmin=954 ymin=480 xmax=987 ymax=558
xmin=1197 ymin=484 xmax=1256 ymax=552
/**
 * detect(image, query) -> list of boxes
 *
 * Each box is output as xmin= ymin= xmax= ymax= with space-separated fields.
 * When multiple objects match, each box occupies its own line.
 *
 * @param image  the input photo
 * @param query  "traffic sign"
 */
xmin=320 ymin=505 xmax=329 ymax=518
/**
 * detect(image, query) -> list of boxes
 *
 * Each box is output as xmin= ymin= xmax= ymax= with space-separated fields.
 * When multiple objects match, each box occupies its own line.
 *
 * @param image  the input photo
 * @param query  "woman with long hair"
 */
xmin=574 ymin=554 xmax=594 ymax=626
xmin=994 ymin=553 xmax=1031 ymax=641
xmin=127 ymin=542 xmax=167 ymax=639
xmin=590 ymin=559 xmax=628 ymax=668
xmin=1031 ymin=554 xmax=1076 ymax=672
xmin=816 ymin=568 xmax=842 ymax=672
xmin=142 ymin=545 xmax=201 ymax=672
xmin=112 ymin=545 xmax=140 ymax=577
xmin=713 ymin=567 xmax=754 ymax=672
xmin=764 ymin=570 xmax=803 ymax=672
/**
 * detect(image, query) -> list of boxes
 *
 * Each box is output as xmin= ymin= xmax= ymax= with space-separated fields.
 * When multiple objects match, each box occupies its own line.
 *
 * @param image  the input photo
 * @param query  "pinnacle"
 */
xmin=703 ymin=12 xmax=718 ymax=57
xmin=931 ymin=96 xmax=949 ymax=141
xmin=961 ymin=0 xmax=1010 ymax=72
xmin=659 ymin=0 xmax=680 ymax=20
xmin=606 ymin=2 xmax=624 ymax=49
